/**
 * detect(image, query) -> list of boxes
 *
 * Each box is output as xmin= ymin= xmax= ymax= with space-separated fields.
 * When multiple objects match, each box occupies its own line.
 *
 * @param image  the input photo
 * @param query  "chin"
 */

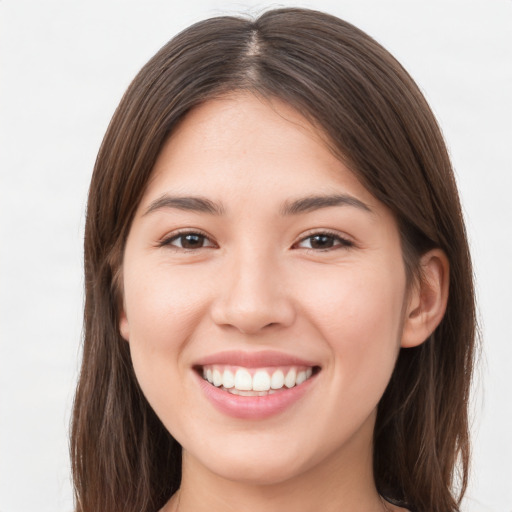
xmin=184 ymin=435 xmax=316 ymax=486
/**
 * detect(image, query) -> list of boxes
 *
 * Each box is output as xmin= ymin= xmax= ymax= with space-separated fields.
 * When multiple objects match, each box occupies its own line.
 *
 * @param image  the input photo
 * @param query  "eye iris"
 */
xmin=310 ymin=235 xmax=334 ymax=249
xmin=181 ymin=234 xmax=204 ymax=249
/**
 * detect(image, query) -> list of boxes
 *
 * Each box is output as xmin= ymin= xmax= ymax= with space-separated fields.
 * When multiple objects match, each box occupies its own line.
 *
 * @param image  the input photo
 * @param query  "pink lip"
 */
xmin=194 ymin=349 xmax=318 ymax=368
xmin=193 ymin=350 xmax=320 ymax=420
xmin=195 ymin=372 xmax=318 ymax=420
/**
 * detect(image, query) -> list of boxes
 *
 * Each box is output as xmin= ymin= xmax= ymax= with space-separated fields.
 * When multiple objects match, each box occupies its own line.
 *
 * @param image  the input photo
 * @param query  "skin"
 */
xmin=119 ymin=93 xmax=448 ymax=512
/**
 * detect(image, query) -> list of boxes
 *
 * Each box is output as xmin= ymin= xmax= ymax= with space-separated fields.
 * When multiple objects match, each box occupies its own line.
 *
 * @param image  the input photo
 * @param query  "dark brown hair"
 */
xmin=71 ymin=8 xmax=476 ymax=512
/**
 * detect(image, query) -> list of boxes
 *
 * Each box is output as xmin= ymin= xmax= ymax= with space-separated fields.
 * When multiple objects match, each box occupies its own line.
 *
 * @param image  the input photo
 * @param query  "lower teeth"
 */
xmin=223 ymin=386 xmax=280 ymax=396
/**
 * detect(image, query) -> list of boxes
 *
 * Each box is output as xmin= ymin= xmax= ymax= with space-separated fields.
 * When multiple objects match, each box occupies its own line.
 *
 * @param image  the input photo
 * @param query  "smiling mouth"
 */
xmin=197 ymin=365 xmax=321 ymax=396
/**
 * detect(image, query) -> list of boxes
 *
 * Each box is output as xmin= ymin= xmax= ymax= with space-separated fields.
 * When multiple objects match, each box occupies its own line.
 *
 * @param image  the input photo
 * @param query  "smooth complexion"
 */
xmin=119 ymin=93 xmax=448 ymax=512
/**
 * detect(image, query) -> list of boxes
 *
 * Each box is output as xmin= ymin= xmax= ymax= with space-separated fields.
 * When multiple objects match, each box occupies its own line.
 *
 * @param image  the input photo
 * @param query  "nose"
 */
xmin=210 ymin=250 xmax=296 ymax=335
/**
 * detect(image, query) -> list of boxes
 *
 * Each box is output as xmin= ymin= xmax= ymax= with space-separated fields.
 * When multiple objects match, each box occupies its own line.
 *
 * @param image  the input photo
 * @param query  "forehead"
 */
xmin=141 ymin=93 xmax=379 ymax=213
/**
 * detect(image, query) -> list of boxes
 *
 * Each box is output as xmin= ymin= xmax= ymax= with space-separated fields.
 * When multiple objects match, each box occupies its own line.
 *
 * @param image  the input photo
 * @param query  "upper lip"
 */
xmin=193 ymin=350 xmax=319 ymax=369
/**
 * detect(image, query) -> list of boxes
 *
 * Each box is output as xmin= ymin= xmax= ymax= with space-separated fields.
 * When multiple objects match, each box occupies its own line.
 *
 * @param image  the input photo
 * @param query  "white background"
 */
xmin=0 ymin=1 xmax=511 ymax=511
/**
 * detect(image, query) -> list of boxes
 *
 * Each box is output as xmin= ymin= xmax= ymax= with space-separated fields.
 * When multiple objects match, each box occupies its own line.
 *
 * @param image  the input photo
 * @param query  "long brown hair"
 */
xmin=71 ymin=8 xmax=477 ymax=512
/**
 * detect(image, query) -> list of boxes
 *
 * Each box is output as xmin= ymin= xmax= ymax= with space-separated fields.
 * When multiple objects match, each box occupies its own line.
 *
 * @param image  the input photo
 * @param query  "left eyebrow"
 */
xmin=280 ymin=194 xmax=373 ymax=216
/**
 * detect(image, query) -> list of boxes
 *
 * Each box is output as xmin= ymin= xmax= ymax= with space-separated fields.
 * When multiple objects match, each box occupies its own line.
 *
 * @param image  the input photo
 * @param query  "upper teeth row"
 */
xmin=203 ymin=366 xmax=313 ymax=391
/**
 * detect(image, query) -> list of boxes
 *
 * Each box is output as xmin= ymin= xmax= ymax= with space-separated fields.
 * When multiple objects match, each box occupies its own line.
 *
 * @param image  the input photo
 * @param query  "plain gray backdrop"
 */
xmin=1 ymin=1 xmax=511 ymax=511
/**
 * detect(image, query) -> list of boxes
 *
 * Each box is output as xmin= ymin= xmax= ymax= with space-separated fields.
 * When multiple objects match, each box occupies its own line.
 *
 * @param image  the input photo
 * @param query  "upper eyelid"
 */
xmin=158 ymin=229 xmax=215 ymax=247
xmin=292 ymin=231 xmax=355 ymax=253
xmin=295 ymin=229 xmax=354 ymax=243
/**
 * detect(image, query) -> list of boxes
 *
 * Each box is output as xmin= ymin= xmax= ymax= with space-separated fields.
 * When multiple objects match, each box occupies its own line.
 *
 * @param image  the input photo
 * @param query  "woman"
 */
xmin=71 ymin=7 xmax=476 ymax=512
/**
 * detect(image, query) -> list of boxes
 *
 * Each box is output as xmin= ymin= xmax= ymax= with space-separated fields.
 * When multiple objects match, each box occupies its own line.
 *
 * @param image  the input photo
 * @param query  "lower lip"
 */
xmin=195 ymin=371 xmax=318 ymax=420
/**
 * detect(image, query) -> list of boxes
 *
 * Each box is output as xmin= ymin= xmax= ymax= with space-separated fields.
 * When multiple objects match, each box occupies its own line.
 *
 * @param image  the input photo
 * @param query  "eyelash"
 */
xmin=158 ymin=229 xmax=216 ymax=251
xmin=293 ymin=230 xmax=354 ymax=252
xmin=158 ymin=229 xmax=354 ymax=253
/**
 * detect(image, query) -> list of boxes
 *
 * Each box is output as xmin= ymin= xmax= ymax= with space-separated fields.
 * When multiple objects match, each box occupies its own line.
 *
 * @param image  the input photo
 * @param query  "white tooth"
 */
xmin=235 ymin=368 xmax=252 ymax=391
xmin=296 ymin=370 xmax=307 ymax=385
xmin=270 ymin=370 xmax=285 ymax=389
xmin=284 ymin=368 xmax=297 ymax=388
xmin=237 ymin=389 xmax=258 ymax=396
xmin=213 ymin=369 xmax=222 ymax=387
xmin=206 ymin=368 xmax=213 ymax=383
xmin=306 ymin=367 xmax=313 ymax=379
xmin=223 ymin=369 xmax=235 ymax=389
xmin=252 ymin=370 xmax=271 ymax=391
xmin=229 ymin=388 xmax=240 ymax=395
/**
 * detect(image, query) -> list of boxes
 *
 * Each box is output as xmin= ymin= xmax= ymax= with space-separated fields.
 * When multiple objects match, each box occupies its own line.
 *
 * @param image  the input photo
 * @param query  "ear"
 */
xmin=401 ymin=249 xmax=449 ymax=348
xmin=119 ymin=303 xmax=130 ymax=342
xmin=114 ymin=265 xmax=130 ymax=342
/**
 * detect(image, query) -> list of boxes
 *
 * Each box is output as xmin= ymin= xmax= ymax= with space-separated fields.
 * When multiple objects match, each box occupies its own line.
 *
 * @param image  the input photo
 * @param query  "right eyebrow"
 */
xmin=143 ymin=195 xmax=226 ymax=216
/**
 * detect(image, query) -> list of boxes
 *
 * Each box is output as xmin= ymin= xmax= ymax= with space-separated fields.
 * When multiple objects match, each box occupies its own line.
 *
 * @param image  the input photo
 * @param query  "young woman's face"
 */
xmin=120 ymin=93 xmax=409 ymax=485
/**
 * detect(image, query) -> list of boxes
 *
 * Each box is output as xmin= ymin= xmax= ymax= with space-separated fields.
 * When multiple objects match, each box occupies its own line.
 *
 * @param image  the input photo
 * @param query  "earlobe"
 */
xmin=119 ymin=309 xmax=130 ymax=342
xmin=401 ymin=249 xmax=449 ymax=348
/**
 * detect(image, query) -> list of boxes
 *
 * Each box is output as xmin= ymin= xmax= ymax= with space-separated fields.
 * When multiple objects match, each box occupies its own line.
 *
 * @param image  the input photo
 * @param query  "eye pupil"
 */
xmin=310 ymin=235 xmax=334 ymax=249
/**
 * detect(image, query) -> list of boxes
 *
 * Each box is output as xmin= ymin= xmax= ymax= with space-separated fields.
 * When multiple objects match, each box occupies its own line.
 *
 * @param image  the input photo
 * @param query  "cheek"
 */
xmin=300 ymin=260 xmax=406 ymax=384
xmin=121 ymin=264 xmax=211 ymax=401
xmin=121 ymin=265 xmax=214 ymax=436
xmin=124 ymin=264 xmax=209 ymax=345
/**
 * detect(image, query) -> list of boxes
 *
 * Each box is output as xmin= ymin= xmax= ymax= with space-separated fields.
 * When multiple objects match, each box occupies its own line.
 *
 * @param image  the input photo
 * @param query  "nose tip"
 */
xmin=210 ymin=264 xmax=295 ymax=334
xmin=212 ymin=302 xmax=293 ymax=335
xmin=211 ymin=294 xmax=296 ymax=334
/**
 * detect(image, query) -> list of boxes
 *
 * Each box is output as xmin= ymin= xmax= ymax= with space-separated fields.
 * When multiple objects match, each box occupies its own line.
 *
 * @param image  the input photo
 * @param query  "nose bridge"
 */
xmin=211 ymin=240 xmax=295 ymax=334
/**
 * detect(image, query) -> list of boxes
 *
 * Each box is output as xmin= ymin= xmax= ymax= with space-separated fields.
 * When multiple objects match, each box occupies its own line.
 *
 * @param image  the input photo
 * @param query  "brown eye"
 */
xmin=308 ymin=235 xmax=335 ymax=249
xmin=180 ymin=234 xmax=206 ymax=249
xmin=296 ymin=233 xmax=353 ymax=251
xmin=165 ymin=232 xmax=214 ymax=250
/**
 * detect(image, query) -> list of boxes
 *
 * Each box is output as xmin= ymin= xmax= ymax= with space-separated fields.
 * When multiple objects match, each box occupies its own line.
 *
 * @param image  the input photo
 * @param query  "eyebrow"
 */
xmin=143 ymin=193 xmax=372 ymax=217
xmin=280 ymin=194 xmax=372 ymax=215
xmin=143 ymin=195 xmax=226 ymax=216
